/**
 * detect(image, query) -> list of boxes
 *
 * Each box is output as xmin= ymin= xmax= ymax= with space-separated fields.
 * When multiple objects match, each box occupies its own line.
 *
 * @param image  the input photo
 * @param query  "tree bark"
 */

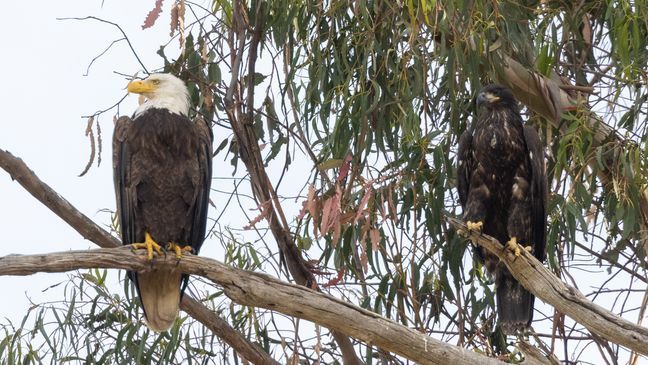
xmin=446 ymin=215 xmax=648 ymax=356
xmin=0 ymin=248 xmax=508 ymax=365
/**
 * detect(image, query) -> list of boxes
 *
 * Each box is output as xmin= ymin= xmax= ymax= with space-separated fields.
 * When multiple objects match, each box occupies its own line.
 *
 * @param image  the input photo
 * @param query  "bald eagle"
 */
xmin=113 ymin=73 xmax=213 ymax=331
xmin=457 ymin=84 xmax=547 ymax=334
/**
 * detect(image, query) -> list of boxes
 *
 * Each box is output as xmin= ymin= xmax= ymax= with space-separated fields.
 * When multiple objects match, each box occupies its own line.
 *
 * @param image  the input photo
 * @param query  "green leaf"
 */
xmin=208 ymin=63 xmax=221 ymax=84
xmin=317 ymin=158 xmax=344 ymax=171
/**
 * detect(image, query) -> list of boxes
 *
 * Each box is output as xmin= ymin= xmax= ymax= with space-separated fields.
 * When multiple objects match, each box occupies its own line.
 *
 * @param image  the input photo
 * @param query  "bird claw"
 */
xmin=131 ymin=232 xmax=163 ymax=261
xmin=466 ymin=220 xmax=483 ymax=233
xmin=506 ymin=237 xmax=522 ymax=257
xmin=167 ymin=243 xmax=193 ymax=259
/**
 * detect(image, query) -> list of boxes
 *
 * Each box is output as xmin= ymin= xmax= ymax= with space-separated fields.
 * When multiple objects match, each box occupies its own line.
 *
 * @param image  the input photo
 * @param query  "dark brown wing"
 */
xmin=178 ymin=116 xmax=213 ymax=294
xmin=113 ymin=116 xmax=136 ymax=246
xmin=457 ymin=130 xmax=474 ymax=208
xmin=523 ymin=126 xmax=547 ymax=262
xmin=188 ymin=116 xmax=213 ymax=255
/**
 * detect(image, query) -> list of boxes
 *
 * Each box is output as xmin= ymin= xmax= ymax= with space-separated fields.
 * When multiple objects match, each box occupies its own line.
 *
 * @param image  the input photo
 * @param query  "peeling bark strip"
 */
xmin=0 ymin=148 xmax=279 ymax=365
xmin=0 ymin=248 xmax=507 ymax=365
xmin=446 ymin=215 xmax=648 ymax=356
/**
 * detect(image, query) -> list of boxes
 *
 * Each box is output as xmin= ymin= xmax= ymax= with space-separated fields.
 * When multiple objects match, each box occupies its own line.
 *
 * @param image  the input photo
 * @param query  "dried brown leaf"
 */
xmin=169 ymin=1 xmax=179 ymax=36
xmin=331 ymin=219 xmax=341 ymax=247
xmin=361 ymin=218 xmax=371 ymax=242
xmin=359 ymin=244 xmax=368 ymax=273
xmin=177 ymin=0 xmax=186 ymax=51
xmin=337 ymin=152 xmax=353 ymax=183
xmin=306 ymin=184 xmax=318 ymax=218
xmin=323 ymin=269 xmax=345 ymax=287
xmin=79 ymin=117 xmax=96 ymax=177
xmin=142 ymin=0 xmax=164 ymax=30
xmin=354 ymin=188 xmax=373 ymax=223
xmin=95 ymin=117 xmax=102 ymax=167
xmin=369 ymin=228 xmax=381 ymax=250
xmin=244 ymin=200 xmax=272 ymax=230
xmin=320 ymin=186 xmax=341 ymax=236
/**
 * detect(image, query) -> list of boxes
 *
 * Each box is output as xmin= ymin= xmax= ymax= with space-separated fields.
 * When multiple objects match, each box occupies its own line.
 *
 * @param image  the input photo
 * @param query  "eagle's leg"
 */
xmin=462 ymin=172 xmax=489 ymax=237
xmin=131 ymin=232 xmax=163 ymax=261
xmin=167 ymin=243 xmax=193 ymax=259
xmin=507 ymin=173 xmax=534 ymax=257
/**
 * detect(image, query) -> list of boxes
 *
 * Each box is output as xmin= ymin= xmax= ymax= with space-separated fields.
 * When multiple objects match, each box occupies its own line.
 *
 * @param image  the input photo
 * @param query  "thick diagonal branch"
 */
xmin=0 ymin=148 xmax=279 ymax=365
xmin=445 ymin=215 xmax=648 ymax=355
xmin=0 ymin=248 xmax=508 ymax=365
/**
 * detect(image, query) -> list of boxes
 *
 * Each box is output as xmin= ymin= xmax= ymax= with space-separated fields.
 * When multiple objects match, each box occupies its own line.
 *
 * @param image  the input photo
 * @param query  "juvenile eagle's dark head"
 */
xmin=476 ymin=84 xmax=518 ymax=110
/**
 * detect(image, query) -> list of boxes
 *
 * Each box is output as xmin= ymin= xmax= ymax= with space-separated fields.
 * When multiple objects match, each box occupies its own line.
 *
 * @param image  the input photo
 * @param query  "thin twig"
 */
xmin=57 ymin=16 xmax=149 ymax=74
xmin=84 ymin=38 xmax=126 ymax=76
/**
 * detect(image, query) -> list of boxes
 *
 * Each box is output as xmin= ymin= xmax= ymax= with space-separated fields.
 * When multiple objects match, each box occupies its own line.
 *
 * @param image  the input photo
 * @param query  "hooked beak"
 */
xmin=476 ymin=92 xmax=500 ymax=107
xmin=127 ymin=79 xmax=156 ymax=94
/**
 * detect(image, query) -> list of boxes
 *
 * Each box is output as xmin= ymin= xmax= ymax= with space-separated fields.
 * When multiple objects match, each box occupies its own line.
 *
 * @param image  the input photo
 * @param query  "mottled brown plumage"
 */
xmin=113 ymin=74 xmax=213 ymax=331
xmin=457 ymin=84 xmax=547 ymax=334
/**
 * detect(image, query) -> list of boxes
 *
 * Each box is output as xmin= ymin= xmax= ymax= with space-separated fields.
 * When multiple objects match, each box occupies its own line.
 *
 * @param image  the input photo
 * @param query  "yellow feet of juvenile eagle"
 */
xmin=506 ymin=237 xmax=533 ymax=257
xmin=458 ymin=220 xmax=483 ymax=243
xmin=131 ymin=232 xmax=163 ymax=260
xmin=167 ymin=243 xmax=193 ymax=259
xmin=466 ymin=221 xmax=483 ymax=232
xmin=506 ymin=237 xmax=521 ymax=257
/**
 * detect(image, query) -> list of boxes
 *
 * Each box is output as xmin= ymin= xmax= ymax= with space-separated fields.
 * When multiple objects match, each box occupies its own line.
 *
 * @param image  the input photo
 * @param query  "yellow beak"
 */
xmin=127 ymin=80 xmax=156 ymax=94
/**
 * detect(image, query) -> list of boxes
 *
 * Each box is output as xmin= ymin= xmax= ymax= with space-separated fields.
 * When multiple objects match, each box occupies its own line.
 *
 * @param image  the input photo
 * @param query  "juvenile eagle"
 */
xmin=113 ymin=73 xmax=213 ymax=331
xmin=457 ymin=84 xmax=547 ymax=334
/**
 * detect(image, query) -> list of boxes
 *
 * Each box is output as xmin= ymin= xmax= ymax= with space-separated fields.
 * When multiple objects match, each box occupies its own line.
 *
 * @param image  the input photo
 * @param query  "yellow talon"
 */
xmin=506 ymin=237 xmax=522 ymax=257
xmin=131 ymin=232 xmax=163 ymax=261
xmin=167 ymin=243 xmax=193 ymax=259
xmin=466 ymin=221 xmax=483 ymax=232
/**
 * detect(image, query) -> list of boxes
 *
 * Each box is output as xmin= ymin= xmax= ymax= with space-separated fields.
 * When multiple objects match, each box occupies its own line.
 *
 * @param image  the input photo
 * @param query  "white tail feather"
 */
xmin=137 ymin=269 xmax=182 ymax=332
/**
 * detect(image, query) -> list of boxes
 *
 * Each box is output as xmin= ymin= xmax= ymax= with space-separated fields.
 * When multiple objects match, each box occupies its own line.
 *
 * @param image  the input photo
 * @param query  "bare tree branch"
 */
xmin=0 ymin=148 xmax=279 ymax=365
xmin=445 ymin=215 xmax=648 ymax=356
xmin=0 ymin=247 xmax=509 ymax=365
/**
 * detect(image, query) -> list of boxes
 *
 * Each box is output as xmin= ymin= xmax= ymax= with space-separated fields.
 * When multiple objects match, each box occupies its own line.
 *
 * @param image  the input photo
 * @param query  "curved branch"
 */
xmin=0 ymin=248 xmax=507 ymax=365
xmin=0 ymin=148 xmax=278 ymax=365
xmin=445 ymin=215 xmax=648 ymax=356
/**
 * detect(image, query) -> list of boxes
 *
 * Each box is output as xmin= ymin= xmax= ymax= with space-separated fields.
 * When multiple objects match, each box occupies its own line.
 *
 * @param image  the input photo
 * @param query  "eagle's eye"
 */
xmin=151 ymin=79 xmax=161 ymax=85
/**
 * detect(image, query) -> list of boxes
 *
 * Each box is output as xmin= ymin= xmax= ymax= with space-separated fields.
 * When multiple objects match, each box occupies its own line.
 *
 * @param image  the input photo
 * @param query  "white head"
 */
xmin=127 ymin=73 xmax=190 ymax=117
